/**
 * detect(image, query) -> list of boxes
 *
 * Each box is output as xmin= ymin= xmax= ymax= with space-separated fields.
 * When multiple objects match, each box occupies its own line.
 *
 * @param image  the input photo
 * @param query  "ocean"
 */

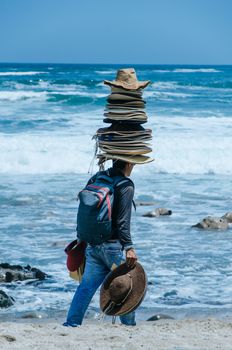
xmin=0 ymin=63 xmax=232 ymax=321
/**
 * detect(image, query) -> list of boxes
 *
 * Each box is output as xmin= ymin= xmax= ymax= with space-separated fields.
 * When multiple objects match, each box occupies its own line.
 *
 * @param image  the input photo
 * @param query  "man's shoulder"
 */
xmin=87 ymin=168 xmax=134 ymax=189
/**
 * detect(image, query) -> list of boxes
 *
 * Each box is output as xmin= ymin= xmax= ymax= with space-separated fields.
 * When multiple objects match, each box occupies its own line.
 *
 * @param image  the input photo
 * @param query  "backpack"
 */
xmin=77 ymin=170 xmax=130 ymax=245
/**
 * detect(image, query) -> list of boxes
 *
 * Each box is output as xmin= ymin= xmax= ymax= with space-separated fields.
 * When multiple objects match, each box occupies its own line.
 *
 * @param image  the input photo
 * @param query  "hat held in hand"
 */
xmin=65 ymin=239 xmax=87 ymax=272
xmin=104 ymin=68 xmax=150 ymax=91
xmin=100 ymin=262 xmax=147 ymax=316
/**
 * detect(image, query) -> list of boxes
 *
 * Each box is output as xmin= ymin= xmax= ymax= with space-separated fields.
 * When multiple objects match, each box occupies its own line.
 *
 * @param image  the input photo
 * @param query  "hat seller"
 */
xmin=63 ymin=68 xmax=153 ymax=327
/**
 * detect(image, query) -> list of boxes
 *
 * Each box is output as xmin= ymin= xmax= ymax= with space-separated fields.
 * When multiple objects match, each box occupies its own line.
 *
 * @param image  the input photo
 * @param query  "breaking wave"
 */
xmin=1 ymin=115 xmax=232 ymax=175
xmin=0 ymin=71 xmax=47 ymax=76
xmin=95 ymin=70 xmax=116 ymax=75
xmin=0 ymin=91 xmax=47 ymax=101
xmin=153 ymin=68 xmax=220 ymax=73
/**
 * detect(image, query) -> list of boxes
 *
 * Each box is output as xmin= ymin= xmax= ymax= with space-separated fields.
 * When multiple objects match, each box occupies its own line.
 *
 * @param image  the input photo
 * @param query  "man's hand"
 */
xmin=126 ymin=248 xmax=137 ymax=267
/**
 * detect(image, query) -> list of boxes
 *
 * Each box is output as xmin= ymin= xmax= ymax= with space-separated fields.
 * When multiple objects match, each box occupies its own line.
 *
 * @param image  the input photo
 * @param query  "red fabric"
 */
xmin=65 ymin=240 xmax=87 ymax=272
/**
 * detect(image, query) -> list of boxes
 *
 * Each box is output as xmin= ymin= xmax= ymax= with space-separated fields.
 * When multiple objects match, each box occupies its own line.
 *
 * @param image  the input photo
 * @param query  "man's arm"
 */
xmin=114 ymin=182 xmax=137 ymax=267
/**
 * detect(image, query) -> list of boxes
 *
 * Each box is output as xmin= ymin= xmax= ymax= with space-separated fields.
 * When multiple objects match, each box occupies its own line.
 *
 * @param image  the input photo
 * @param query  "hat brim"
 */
xmin=107 ymin=93 xmax=145 ymax=102
xmin=100 ymin=262 xmax=147 ymax=316
xmin=107 ymin=101 xmax=146 ymax=108
xmin=97 ymin=124 xmax=149 ymax=133
xmin=104 ymin=80 xmax=150 ymax=91
xmin=97 ymin=153 xmax=154 ymax=164
xmin=103 ymin=118 xmax=147 ymax=125
xmin=99 ymin=145 xmax=152 ymax=155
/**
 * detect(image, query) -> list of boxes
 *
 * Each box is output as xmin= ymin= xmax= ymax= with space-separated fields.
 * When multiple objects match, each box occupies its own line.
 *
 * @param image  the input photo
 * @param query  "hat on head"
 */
xmin=104 ymin=68 xmax=150 ymax=91
xmin=100 ymin=262 xmax=147 ymax=316
xmin=97 ymin=153 xmax=154 ymax=165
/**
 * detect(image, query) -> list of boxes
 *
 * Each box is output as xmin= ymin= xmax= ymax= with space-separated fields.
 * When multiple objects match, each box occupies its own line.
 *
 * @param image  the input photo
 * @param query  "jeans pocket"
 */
xmin=103 ymin=242 xmax=122 ymax=254
xmin=103 ymin=244 xmax=123 ymax=270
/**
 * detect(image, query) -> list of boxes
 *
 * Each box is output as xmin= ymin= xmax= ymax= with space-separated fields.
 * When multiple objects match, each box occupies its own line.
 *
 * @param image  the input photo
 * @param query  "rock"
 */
xmin=0 ymin=290 xmax=14 ymax=308
xmin=221 ymin=212 xmax=232 ymax=223
xmin=0 ymin=263 xmax=47 ymax=283
xmin=0 ymin=335 xmax=16 ymax=342
xmin=192 ymin=216 xmax=229 ymax=230
xmin=143 ymin=208 xmax=172 ymax=217
xmin=135 ymin=201 xmax=156 ymax=206
xmin=147 ymin=314 xmax=174 ymax=321
xmin=21 ymin=312 xmax=43 ymax=319
xmin=51 ymin=240 xmax=68 ymax=248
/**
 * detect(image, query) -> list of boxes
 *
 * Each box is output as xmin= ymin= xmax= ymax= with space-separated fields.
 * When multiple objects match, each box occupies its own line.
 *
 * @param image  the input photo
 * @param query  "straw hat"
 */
xmin=97 ymin=153 xmax=154 ymax=164
xmin=104 ymin=68 xmax=150 ymax=91
xmin=99 ymin=144 xmax=152 ymax=155
xmin=100 ymin=262 xmax=147 ymax=316
xmin=107 ymin=93 xmax=145 ymax=102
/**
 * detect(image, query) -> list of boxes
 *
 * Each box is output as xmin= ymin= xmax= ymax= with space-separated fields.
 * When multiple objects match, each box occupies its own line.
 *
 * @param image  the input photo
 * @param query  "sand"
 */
xmin=0 ymin=318 xmax=232 ymax=350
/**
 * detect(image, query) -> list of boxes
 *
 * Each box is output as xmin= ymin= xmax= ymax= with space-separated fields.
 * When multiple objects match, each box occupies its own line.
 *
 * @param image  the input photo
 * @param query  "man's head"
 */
xmin=112 ymin=159 xmax=134 ymax=176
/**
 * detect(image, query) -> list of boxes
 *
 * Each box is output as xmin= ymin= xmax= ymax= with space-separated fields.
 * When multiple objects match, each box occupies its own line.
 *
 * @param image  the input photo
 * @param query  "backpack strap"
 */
xmin=111 ymin=175 xmax=136 ymax=211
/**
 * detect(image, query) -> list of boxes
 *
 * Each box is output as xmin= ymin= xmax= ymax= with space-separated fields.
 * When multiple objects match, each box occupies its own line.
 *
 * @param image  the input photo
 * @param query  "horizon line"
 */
xmin=0 ymin=62 xmax=232 ymax=66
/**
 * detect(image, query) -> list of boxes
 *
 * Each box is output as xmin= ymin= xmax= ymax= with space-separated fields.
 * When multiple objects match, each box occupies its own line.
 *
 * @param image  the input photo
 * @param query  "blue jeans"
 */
xmin=64 ymin=241 xmax=136 ymax=326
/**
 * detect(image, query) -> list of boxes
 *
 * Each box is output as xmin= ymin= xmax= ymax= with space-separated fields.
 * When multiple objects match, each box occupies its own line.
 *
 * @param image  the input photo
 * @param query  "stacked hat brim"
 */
xmin=96 ymin=68 xmax=154 ymax=164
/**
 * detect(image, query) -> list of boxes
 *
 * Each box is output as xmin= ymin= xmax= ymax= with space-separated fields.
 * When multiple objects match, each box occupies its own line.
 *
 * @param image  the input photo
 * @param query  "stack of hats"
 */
xmin=95 ymin=68 xmax=153 ymax=165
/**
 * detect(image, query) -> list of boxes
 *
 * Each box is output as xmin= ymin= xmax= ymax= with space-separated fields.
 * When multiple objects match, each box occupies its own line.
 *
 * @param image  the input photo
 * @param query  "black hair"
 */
xmin=112 ymin=159 xmax=128 ymax=170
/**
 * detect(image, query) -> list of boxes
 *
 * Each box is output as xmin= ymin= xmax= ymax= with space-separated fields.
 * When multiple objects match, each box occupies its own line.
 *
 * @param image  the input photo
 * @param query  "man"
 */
xmin=63 ymin=159 xmax=137 ymax=326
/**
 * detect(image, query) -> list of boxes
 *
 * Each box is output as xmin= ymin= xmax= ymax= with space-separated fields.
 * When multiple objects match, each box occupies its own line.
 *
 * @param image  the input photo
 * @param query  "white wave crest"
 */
xmin=153 ymin=70 xmax=172 ymax=73
xmin=174 ymin=68 xmax=220 ymax=73
xmin=0 ymin=89 xmax=106 ymax=101
xmin=152 ymin=81 xmax=178 ymax=90
xmin=0 ymin=71 xmax=47 ymax=76
xmin=153 ymin=68 xmax=220 ymax=73
xmin=143 ymin=90 xmax=191 ymax=99
xmin=153 ymin=68 xmax=221 ymax=73
xmin=0 ymin=91 xmax=47 ymax=101
xmin=50 ymin=91 xmax=107 ymax=98
xmin=95 ymin=70 xmax=116 ymax=75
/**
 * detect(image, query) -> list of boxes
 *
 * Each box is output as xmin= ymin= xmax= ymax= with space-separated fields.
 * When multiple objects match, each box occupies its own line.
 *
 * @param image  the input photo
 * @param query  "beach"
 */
xmin=1 ymin=64 xmax=232 ymax=347
xmin=1 ymin=318 xmax=232 ymax=349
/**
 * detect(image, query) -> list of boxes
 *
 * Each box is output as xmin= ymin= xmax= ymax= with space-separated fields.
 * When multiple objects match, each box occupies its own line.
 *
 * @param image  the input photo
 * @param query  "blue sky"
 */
xmin=0 ymin=0 xmax=231 ymax=64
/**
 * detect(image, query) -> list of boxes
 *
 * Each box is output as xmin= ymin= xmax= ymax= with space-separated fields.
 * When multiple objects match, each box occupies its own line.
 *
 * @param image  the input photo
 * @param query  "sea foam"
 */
xmin=1 ymin=115 xmax=232 ymax=175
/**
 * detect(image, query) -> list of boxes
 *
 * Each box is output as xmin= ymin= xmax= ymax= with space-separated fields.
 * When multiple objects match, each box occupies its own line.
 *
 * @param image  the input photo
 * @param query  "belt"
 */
xmin=106 ymin=239 xmax=120 ymax=243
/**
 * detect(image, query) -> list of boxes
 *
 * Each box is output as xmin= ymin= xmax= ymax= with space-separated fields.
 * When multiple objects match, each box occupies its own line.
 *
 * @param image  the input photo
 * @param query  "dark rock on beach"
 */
xmin=51 ymin=240 xmax=68 ymax=248
xmin=21 ymin=312 xmax=43 ymax=319
xmin=147 ymin=314 xmax=174 ymax=321
xmin=0 ymin=290 xmax=14 ymax=308
xmin=135 ymin=201 xmax=157 ymax=206
xmin=143 ymin=208 xmax=172 ymax=217
xmin=0 ymin=263 xmax=47 ymax=283
xmin=192 ymin=216 xmax=229 ymax=230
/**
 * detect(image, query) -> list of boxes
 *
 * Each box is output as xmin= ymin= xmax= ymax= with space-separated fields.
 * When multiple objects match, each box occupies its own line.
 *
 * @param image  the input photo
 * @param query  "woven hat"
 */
xmin=104 ymin=68 xmax=150 ymax=91
xmin=100 ymin=262 xmax=147 ymax=316
xmin=107 ymin=93 xmax=144 ymax=102
xmin=99 ymin=144 xmax=152 ymax=155
xmin=97 ymin=153 xmax=154 ymax=164
xmin=107 ymin=100 xmax=146 ymax=108
xmin=97 ymin=124 xmax=148 ymax=133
